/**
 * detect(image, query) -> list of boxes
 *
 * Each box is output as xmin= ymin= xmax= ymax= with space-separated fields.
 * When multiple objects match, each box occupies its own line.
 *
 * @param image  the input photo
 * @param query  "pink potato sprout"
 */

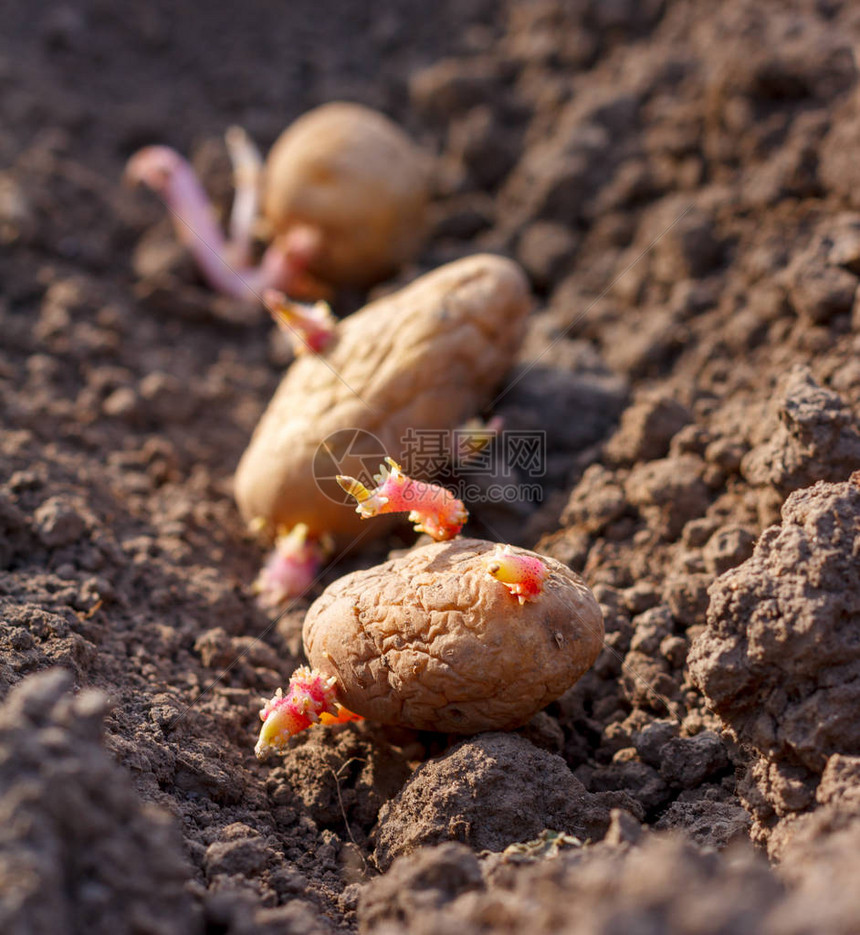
xmin=255 ymin=665 xmax=362 ymax=758
xmin=483 ymin=544 xmax=549 ymax=604
xmin=252 ymin=523 xmax=330 ymax=611
xmin=262 ymin=288 xmax=336 ymax=356
xmin=337 ymin=457 xmax=468 ymax=541
xmin=125 ymin=144 xmax=325 ymax=303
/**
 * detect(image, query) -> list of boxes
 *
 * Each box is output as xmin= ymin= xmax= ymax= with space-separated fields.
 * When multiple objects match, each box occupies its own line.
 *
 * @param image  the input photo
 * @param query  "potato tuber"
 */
xmin=254 ymin=537 xmax=604 ymax=754
xmin=126 ymin=102 xmax=429 ymax=301
xmin=235 ymin=254 xmax=531 ymax=550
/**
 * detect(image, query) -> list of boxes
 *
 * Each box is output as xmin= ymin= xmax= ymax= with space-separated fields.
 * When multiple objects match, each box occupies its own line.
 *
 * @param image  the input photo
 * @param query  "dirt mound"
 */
xmin=0 ymin=669 xmax=197 ymax=934
xmin=360 ymin=820 xmax=860 ymax=935
xmin=373 ymin=733 xmax=642 ymax=870
xmin=361 ymin=832 xmax=780 ymax=935
xmin=690 ymin=473 xmax=860 ymax=852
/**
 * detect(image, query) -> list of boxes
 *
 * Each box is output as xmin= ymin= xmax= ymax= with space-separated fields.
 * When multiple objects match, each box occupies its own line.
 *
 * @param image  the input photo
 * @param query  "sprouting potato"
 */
xmin=234 ymin=253 xmax=531 ymax=551
xmin=126 ymin=102 xmax=430 ymax=301
xmin=254 ymin=538 xmax=604 ymax=755
xmin=261 ymin=102 xmax=430 ymax=292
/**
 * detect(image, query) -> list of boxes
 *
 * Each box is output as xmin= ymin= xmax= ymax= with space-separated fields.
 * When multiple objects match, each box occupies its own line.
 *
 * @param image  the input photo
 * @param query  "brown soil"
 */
xmin=3 ymin=1 xmax=860 ymax=933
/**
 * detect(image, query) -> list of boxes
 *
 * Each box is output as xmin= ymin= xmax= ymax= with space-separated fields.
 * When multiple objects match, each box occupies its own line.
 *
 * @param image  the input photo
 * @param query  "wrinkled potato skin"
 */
xmin=263 ymin=102 xmax=429 ymax=287
xmin=234 ymin=255 xmax=531 ymax=546
xmin=303 ymin=539 xmax=604 ymax=733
